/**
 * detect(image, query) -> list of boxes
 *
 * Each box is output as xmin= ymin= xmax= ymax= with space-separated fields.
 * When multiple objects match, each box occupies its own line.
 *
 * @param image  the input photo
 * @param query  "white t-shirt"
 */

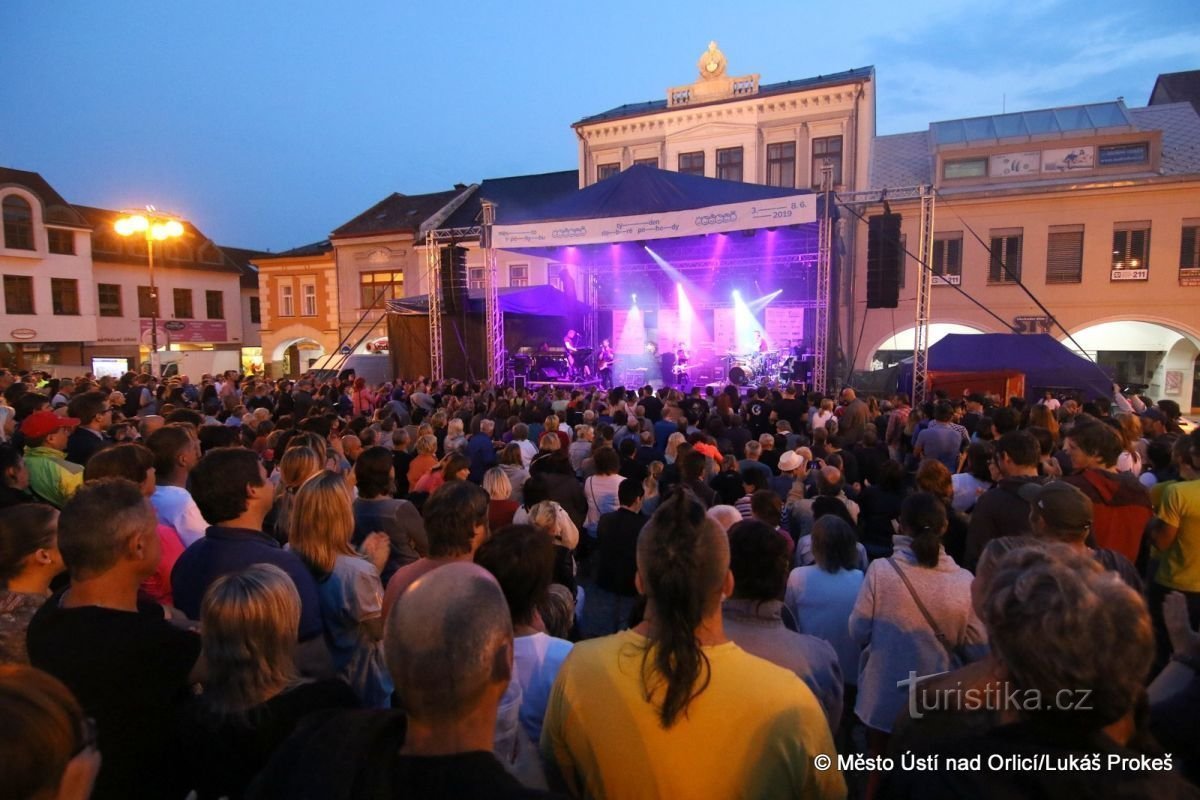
xmin=151 ymin=485 xmax=209 ymax=547
xmin=584 ymin=473 xmax=625 ymax=533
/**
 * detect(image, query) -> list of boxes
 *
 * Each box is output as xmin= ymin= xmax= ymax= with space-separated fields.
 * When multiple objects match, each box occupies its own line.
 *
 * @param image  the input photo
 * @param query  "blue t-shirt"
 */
xmin=914 ymin=422 xmax=965 ymax=472
xmin=170 ymin=526 xmax=324 ymax=640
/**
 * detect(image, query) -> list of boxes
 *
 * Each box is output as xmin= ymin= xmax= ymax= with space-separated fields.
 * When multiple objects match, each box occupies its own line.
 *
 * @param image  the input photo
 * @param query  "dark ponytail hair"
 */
xmin=900 ymin=491 xmax=946 ymax=568
xmin=0 ymin=504 xmax=58 ymax=582
xmin=637 ymin=488 xmax=725 ymax=728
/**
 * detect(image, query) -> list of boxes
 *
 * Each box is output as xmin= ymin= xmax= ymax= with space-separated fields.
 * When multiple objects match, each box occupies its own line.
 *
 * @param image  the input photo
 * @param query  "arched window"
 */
xmin=2 ymin=195 xmax=35 ymax=251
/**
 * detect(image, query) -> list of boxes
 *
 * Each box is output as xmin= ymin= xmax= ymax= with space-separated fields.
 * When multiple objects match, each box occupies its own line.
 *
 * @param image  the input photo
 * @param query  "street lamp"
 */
xmin=114 ymin=209 xmax=184 ymax=377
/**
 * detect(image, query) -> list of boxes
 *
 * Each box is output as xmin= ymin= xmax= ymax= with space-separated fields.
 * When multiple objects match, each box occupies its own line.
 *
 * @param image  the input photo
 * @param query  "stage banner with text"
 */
xmin=493 ymin=195 xmax=817 ymax=249
xmin=765 ymin=307 xmax=805 ymax=348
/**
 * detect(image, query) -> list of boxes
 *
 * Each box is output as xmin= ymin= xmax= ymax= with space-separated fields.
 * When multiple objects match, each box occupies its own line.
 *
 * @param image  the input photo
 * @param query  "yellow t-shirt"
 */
xmin=540 ymin=629 xmax=846 ymax=800
xmin=1155 ymin=479 xmax=1200 ymax=592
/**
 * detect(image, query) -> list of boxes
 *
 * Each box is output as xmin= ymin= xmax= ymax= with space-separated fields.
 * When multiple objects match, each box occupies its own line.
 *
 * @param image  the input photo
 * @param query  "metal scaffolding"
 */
xmin=425 ymin=230 xmax=443 ymax=381
xmin=912 ymin=186 xmax=936 ymax=407
xmin=811 ymin=164 xmax=834 ymax=395
xmin=480 ymin=201 xmax=505 ymax=386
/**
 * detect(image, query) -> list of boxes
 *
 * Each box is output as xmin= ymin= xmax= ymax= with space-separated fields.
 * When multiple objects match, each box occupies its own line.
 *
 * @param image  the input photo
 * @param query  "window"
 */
xmin=97 ymin=283 xmax=122 ymax=317
xmin=300 ymin=281 xmax=317 ymax=316
xmin=1098 ymin=142 xmax=1149 ymax=167
xmin=811 ymin=136 xmax=843 ymax=187
xmin=766 ymin=142 xmax=796 ymax=188
xmin=137 ymin=286 xmax=158 ymax=317
xmin=279 ymin=284 xmax=294 ymax=316
xmin=596 ymin=163 xmax=620 ymax=181
xmin=509 ymin=264 xmax=529 ymax=288
xmin=932 ymin=234 xmax=963 ymax=285
xmin=1046 ymin=226 xmax=1084 ymax=284
xmin=51 ymin=278 xmax=79 ymax=315
xmin=47 ymin=229 xmax=75 ymax=255
xmin=173 ymin=288 xmax=193 ymax=318
xmin=716 ymin=147 xmax=743 ymax=182
xmin=1181 ymin=221 xmax=1200 ymax=285
xmin=4 ymin=275 xmax=33 ymax=314
xmin=469 ymin=267 xmax=485 ymax=290
xmin=943 ymin=158 xmax=987 ymax=180
xmin=205 ymin=290 xmax=224 ymax=320
xmin=2 ymin=196 xmax=34 ymax=251
xmin=678 ymin=151 xmax=704 ymax=176
xmin=1112 ymin=223 xmax=1151 ymax=281
xmin=988 ymin=229 xmax=1023 ymax=284
xmin=633 ymin=157 xmax=658 ymax=168
xmin=249 ymin=296 xmax=261 ymax=324
xmin=359 ymin=271 xmax=403 ymax=308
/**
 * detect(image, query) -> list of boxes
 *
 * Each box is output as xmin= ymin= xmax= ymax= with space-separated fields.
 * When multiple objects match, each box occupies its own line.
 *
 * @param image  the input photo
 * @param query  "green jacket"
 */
xmin=24 ymin=445 xmax=84 ymax=509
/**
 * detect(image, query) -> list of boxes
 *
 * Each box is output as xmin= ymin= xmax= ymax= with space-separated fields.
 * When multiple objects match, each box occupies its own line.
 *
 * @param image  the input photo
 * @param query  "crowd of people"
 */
xmin=0 ymin=365 xmax=1198 ymax=799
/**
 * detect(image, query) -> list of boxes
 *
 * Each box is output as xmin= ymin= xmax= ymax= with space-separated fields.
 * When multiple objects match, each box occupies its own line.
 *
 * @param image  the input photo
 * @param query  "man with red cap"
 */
xmin=21 ymin=410 xmax=83 ymax=508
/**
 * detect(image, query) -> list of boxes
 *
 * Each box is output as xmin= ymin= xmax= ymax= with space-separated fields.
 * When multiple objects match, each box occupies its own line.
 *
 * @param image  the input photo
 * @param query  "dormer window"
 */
xmin=2 ymin=195 xmax=34 ymax=251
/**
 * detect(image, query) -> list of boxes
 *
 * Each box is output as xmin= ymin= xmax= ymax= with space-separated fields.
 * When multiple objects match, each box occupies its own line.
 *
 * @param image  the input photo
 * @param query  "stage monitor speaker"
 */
xmin=440 ymin=245 xmax=468 ymax=313
xmin=866 ymin=213 xmax=902 ymax=309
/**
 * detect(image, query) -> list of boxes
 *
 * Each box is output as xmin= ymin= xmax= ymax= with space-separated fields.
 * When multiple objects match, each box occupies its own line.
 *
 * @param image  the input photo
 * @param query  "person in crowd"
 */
xmin=915 ymin=459 xmax=970 ymax=566
xmin=27 ymin=479 xmax=202 ymax=800
xmin=580 ymin=477 xmax=646 ymax=638
xmin=912 ymin=400 xmax=968 ymax=473
xmin=641 ymin=460 xmax=664 ymax=515
xmin=0 ymin=443 xmax=33 ymax=508
xmin=1063 ymin=420 xmax=1153 ymax=565
xmin=510 ymin=422 xmax=538 ymax=469
xmin=770 ymin=448 xmax=807 ymax=503
xmin=474 ymin=524 xmax=573 ymax=747
xmin=484 ymin=467 xmax=520 ymax=531
xmin=65 ymin=391 xmax=112 ymax=466
xmin=838 ymin=388 xmax=870 ymax=446
xmin=84 ymin=444 xmax=186 ymax=606
xmin=884 ymin=545 xmax=1195 ymax=798
xmin=739 ymin=440 xmax=772 ymax=485
xmin=270 ymin=445 xmax=324 ymax=542
xmin=352 ymin=446 xmax=427 ymax=584
xmin=722 ymin=519 xmax=843 ymax=729
xmin=963 ymin=430 xmax=1047 ymax=571
xmin=412 ymin=451 xmax=470 ymax=495
xmin=1145 ymin=430 xmax=1200 ymax=670
xmin=443 ymin=417 xmax=467 ymax=455
xmin=582 ymin=446 xmax=623 ymax=538
xmin=541 ymin=491 xmax=845 ymax=799
xmin=466 ymin=418 xmax=498 ymax=484
xmin=21 ymin=410 xmax=84 ymax=508
xmin=248 ymin=563 xmax=547 ymax=799
xmin=406 ymin=433 xmax=439 ymax=489
xmin=789 ymin=465 xmax=860 ymax=542
xmin=0 ymin=664 xmax=102 ymax=800
xmin=146 ymin=424 xmax=209 ymax=547
xmin=380 ymin=480 xmax=490 ymax=621
xmin=1023 ymin=480 xmax=1143 ymax=590
xmin=170 ymin=447 xmax=332 ymax=677
xmin=0 ymin=504 xmax=63 ymax=665
xmin=498 ymin=442 xmax=530 ymax=505
xmin=668 ymin=448 xmax=715 ymax=508
xmin=286 ymin=470 xmax=392 ymax=708
xmin=1150 ymin=590 xmax=1200 ymax=785
xmin=786 ymin=515 xmax=864 ymax=738
xmin=706 ymin=503 xmax=744 ymax=532
xmin=179 ymin=564 xmax=359 ymax=799
xmin=855 ymin=458 xmax=906 ymax=560
xmin=951 ymin=441 xmax=994 ymax=513
xmin=849 ymin=491 xmax=986 ymax=796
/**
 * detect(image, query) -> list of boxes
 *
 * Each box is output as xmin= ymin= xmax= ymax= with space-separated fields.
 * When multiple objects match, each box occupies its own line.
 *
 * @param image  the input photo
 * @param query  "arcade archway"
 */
xmin=1061 ymin=320 xmax=1200 ymax=411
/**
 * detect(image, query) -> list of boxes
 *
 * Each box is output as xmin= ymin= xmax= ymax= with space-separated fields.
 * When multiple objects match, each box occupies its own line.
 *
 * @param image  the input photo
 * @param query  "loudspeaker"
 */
xmin=866 ymin=213 xmax=902 ymax=309
xmin=513 ymin=375 xmax=526 ymax=391
xmin=440 ymin=245 xmax=468 ymax=313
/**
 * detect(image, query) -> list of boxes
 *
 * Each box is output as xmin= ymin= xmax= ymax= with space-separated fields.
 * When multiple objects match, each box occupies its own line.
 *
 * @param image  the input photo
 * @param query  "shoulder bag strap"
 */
xmin=886 ymin=557 xmax=958 ymax=659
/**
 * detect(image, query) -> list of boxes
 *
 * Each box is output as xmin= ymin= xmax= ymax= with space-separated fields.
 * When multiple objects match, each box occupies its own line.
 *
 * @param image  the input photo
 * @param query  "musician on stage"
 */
xmin=673 ymin=342 xmax=691 ymax=389
xmin=755 ymin=330 xmax=769 ymax=354
xmin=597 ymin=339 xmax=614 ymax=389
xmin=564 ymin=329 xmax=581 ymax=378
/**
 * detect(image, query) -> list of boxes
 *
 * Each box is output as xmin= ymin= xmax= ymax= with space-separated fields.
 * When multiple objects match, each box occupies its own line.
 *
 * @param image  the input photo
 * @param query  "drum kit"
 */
xmin=726 ymin=350 xmax=799 ymax=386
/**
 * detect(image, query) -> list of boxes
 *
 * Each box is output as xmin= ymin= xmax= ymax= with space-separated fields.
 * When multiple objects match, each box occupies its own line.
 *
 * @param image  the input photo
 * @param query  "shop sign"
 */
xmin=1042 ymin=146 xmax=1094 ymax=173
xmin=1111 ymin=268 xmax=1148 ymax=281
xmin=9 ymin=328 xmax=37 ymax=340
xmin=139 ymin=319 xmax=228 ymax=343
xmin=1180 ymin=268 xmax=1200 ymax=287
xmin=1013 ymin=315 xmax=1053 ymax=334
xmin=1098 ymin=143 xmax=1149 ymax=166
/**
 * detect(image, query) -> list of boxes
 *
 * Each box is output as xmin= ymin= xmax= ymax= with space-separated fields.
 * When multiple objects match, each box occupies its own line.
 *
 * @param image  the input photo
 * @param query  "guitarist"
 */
xmin=597 ymin=339 xmax=614 ymax=389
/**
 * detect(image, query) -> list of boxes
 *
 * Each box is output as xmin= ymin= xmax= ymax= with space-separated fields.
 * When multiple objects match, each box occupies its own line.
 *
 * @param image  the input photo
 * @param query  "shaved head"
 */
xmin=386 ymin=563 xmax=512 ymax=721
